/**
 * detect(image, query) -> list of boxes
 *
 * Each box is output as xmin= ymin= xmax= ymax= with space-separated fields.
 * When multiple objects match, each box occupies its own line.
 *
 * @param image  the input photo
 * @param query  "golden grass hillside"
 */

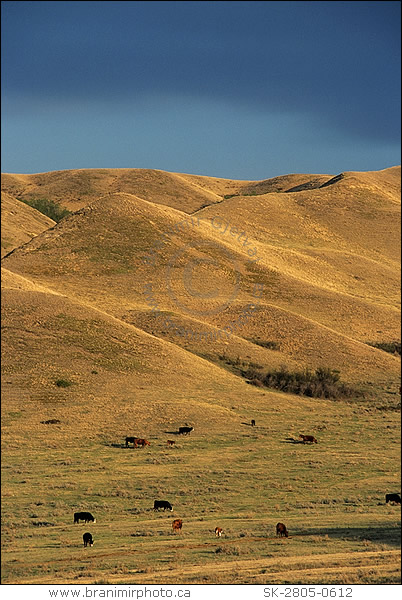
xmin=0 ymin=168 xmax=344 ymax=214
xmin=1 ymin=168 xmax=248 ymax=213
xmin=2 ymin=169 xmax=400 ymax=386
xmin=1 ymin=192 xmax=55 ymax=257
xmin=1 ymin=165 xmax=401 ymax=584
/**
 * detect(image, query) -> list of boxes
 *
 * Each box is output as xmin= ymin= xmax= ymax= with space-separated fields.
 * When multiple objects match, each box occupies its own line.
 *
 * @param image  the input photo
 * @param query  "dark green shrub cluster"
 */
xmin=250 ymin=339 xmax=280 ymax=350
xmin=367 ymin=341 xmax=401 ymax=356
xmin=55 ymin=379 xmax=73 ymax=388
xmin=21 ymin=197 xmax=71 ymax=223
xmin=241 ymin=365 xmax=357 ymax=399
xmin=218 ymin=355 xmax=263 ymax=370
xmin=248 ymin=378 xmax=265 ymax=388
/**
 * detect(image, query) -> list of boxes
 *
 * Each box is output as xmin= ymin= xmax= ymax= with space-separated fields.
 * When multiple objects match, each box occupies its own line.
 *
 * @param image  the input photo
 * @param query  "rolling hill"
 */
xmin=1 ymin=165 xmax=401 ymax=584
xmin=1 ymin=192 xmax=56 ymax=257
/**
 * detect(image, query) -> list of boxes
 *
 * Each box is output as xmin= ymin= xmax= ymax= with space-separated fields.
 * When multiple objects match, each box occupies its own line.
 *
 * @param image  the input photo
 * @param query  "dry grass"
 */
xmin=1 ymin=192 xmax=55 ymax=257
xmin=1 ymin=165 xmax=401 ymax=584
xmin=2 ymin=372 xmax=400 ymax=584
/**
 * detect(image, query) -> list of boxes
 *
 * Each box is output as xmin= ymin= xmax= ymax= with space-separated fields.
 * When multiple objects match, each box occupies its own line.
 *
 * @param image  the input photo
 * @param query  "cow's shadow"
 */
xmin=281 ymin=438 xmax=305 ymax=444
xmin=164 ymin=430 xmax=183 ymax=436
xmin=109 ymin=443 xmax=134 ymax=449
xmin=241 ymin=422 xmax=257 ymax=427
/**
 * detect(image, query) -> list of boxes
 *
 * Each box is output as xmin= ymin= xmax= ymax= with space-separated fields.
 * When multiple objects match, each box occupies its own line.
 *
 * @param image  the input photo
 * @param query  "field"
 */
xmin=2 ymin=389 xmax=401 ymax=584
xmin=1 ymin=166 xmax=401 ymax=584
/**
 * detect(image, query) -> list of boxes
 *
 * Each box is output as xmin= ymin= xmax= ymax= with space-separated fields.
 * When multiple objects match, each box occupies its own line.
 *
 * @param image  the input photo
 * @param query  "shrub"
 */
xmin=241 ymin=365 xmax=356 ymax=399
xmin=218 ymin=355 xmax=263 ymax=370
xmin=250 ymin=339 xmax=280 ymax=350
xmin=55 ymin=379 xmax=73 ymax=388
xmin=367 ymin=341 xmax=401 ymax=356
xmin=248 ymin=378 xmax=265 ymax=388
xmin=21 ymin=197 xmax=71 ymax=223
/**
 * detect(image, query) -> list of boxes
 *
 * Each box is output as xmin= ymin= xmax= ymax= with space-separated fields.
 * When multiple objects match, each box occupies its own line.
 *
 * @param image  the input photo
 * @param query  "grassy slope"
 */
xmin=1 ymin=166 xmax=401 ymax=584
xmin=2 ymin=183 xmax=399 ymax=385
xmin=1 ymin=169 xmax=247 ymax=214
xmin=0 ymin=168 xmax=339 ymax=214
xmin=1 ymin=193 xmax=56 ymax=257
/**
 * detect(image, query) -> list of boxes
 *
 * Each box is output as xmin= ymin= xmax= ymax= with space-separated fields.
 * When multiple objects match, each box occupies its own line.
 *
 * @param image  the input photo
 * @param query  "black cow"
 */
xmin=251 ymin=419 xmax=256 ymax=427
xmin=125 ymin=436 xmax=138 ymax=447
xmin=83 ymin=532 xmax=94 ymax=547
xmin=386 ymin=493 xmax=401 ymax=505
xmin=178 ymin=426 xmax=193 ymax=435
xmin=276 ymin=522 xmax=289 ymax=537
xmin=74 ymin=512 xmax=96 ymax=524
xmin=154 ymin=500 xmax=173 ymax=511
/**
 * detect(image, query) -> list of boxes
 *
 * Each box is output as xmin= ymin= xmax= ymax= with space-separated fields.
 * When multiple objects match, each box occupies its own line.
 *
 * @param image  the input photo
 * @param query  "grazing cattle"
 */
xmin=41 ymin=419 xmax=61 ymax=425
xmin=134 ymin=438 xmax=150 ymax=448
xmin=83 ymin=532 xmax=94 ymax=547
xmin=154 ymin=500 xmax=173 ymax=511
xmin=386 ymin=493 xmax=401 ymax=505
xmin=167 ymin=440 xmax=175 ymax=446
xmin=299 ymin=434 xmax=318 ymax=444
xmin=125 ymin=437 xmax=138 ymax=447
xmin=251 ymin=419 xmax=256 ymax=427
xmin=178 ymin=426 xmax=193 ymax=435
xmin=172 ymin=519 xmax=183 ymax=533
xmin=74 ymin=512 xmax=96 ymax=524
xmin=215 ymin=527 xmax=223 ymax=537
xmin=276 ymin=522 xmax=289 ymax=537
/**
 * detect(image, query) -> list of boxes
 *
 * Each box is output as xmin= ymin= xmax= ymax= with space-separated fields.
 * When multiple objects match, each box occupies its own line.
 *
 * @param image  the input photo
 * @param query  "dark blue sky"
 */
xmin=1 ymin=1 xmax=400 ymax=178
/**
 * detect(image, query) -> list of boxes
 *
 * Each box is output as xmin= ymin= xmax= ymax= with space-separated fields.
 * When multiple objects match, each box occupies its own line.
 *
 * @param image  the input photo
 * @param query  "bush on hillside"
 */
xmin=250 ymin=339 xmax=280 ymax=350
xmin=241 ymin=365 xmax=357 ymax=399
xmin=367 ymin=341 xmax=401 ymax=356
xmin=21 ymin=197 xmax=71 ymax=223
xmin=55 ymin=379 xmax=73 ymax=388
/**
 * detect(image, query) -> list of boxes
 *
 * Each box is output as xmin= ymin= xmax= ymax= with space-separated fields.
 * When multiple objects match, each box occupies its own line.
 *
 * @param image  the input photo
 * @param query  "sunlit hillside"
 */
xmin=1 ymin=166 xmax=400 ymax=584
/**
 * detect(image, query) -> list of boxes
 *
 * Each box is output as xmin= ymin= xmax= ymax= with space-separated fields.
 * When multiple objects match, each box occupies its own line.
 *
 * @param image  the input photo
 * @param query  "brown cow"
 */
xmin=167 ymin=440 xmax=175 ymax=447
xmin=172 ymin=519 xmax=183 ymax=533
xmin=299 ymin=434 xmax=318 ymax=444
xmin=276 ymin=522 xmax=289 ymax=537
xmin=215 ymin=527 xmax=223 ymax=537
xmin=134 ymin=438 xmax=150 ymax=448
